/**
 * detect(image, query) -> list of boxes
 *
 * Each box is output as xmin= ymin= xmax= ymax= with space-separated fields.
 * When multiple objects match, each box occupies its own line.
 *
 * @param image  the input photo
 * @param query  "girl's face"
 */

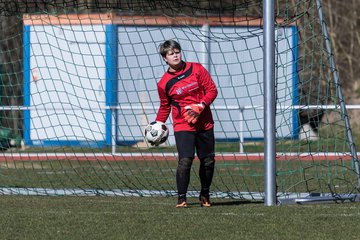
xmin=163 ymin=49 xmax=182 ymax=71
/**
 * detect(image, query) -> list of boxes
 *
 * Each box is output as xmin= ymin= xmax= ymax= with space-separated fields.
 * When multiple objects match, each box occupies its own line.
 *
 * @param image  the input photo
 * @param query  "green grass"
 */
xmin=0 ymin=157 xmax=358 ymax=197
xmin=0 ymin=159 xmax=357 ymax=194
xmin=0 ymin=128 xmax=359 ymax=239
xmin=1 ymin=195 xmax=360 ymax=240
xmin=7 ymin=137 xmax=349 ymax=154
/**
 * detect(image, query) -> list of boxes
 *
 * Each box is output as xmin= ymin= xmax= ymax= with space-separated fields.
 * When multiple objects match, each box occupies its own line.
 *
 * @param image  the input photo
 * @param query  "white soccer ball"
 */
xmin=144 ymin=121 xmax=169 ymax=146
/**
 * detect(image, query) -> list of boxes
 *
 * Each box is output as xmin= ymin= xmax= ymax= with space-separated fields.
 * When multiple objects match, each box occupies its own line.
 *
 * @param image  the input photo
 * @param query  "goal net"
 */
xmin=0 ymin=0 xmax=359 ymax=202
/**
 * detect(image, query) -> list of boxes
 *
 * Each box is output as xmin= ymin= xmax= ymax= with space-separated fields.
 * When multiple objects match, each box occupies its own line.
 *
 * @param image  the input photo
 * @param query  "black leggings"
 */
xmin=176 ymin=156 xmax=215 ymax=196
xmin=174 ymin=129 xmax=215 ymax=196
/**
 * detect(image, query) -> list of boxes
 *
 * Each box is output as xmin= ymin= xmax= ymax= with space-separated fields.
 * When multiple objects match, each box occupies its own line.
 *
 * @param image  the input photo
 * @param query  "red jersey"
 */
xmin=155 ymin=62 xmax=218 ymax=132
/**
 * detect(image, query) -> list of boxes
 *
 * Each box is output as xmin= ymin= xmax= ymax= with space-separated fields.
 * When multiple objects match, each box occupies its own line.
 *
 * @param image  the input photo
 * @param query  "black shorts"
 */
xmin=174 ymin=128 xmax=215 ymax=160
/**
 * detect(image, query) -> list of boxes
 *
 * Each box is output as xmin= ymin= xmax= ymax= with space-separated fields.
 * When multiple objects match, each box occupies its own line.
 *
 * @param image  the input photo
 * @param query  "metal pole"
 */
xmin=263 ymin=0 xmax=277 ymax=206
xmin=111 ymin=107 xmax=116 ymax=155
xmin=239 ymin=109 xmax=244 ymax=153
xmin=316 ymin=0 xmax=360 ymax=187
xmin=201 ymin=24 xmax=210 ymax=71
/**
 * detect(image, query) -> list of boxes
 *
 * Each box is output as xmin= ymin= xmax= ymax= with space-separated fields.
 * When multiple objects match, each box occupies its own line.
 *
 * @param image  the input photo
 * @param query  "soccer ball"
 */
xmin=144 ymin=121 xmax=169 ymax=146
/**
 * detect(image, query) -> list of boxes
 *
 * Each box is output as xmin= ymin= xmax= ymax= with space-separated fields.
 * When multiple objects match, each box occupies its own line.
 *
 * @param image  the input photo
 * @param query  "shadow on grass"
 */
xmin=212 ymin=200 xmax=264 ymax=206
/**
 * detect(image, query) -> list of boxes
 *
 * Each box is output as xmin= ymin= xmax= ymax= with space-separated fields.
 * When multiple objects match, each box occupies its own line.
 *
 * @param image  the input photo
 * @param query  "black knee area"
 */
xmin=178 ymin=157 xmax=193 ymax=171
xmin=202 ymin=157 xmax=215 ymax=168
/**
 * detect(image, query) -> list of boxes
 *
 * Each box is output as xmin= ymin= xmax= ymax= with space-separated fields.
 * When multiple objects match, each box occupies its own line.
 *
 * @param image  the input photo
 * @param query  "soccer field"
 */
xmin=1 ymin=195 xmax=360 ymax=240
xmin=1 ymin=1 xmax=360 ymax=239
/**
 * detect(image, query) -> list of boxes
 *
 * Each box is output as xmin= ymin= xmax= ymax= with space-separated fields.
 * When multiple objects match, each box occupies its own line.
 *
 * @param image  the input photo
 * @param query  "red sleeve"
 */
xmin=198 ymin=64 xmax=218 ymax=106
xmin=155 ymin=84 xmax=171 ymax=123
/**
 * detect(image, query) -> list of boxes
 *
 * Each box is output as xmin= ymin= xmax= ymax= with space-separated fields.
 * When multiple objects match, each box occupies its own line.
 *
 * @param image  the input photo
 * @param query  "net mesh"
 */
xmin=0 ymin=0 xmax=358 ymax=200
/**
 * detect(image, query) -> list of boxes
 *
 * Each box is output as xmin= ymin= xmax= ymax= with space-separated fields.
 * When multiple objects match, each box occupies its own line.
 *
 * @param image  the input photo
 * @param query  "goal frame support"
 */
xmin=315 ymin=0 xmax=360 ymax=187
xmin=264 ymin=0 xmax=360 ymax=206
xmin=263 ymin=0 xmax=277 ymax=206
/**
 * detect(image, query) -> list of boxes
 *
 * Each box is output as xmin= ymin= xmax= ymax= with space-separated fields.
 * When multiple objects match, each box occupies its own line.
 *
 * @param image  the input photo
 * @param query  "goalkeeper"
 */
xmin=155 ymin=40 xmax=218 ymax=208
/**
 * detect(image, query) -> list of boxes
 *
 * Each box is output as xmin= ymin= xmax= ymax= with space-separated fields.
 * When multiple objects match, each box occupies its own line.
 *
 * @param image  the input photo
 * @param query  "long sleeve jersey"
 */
xmin=155 ymin=62 xmax=218 ymax=132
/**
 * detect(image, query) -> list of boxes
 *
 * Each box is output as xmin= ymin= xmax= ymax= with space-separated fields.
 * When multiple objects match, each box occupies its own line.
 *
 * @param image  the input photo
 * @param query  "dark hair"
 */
xmin=159 ymin=40 xmax=182 ymax=57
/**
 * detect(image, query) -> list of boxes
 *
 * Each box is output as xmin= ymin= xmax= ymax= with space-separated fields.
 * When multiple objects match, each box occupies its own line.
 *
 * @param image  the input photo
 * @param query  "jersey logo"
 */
xmin=175 ymin=82 xmax=198 ymax=95
xmin=176 ymin=88 xmax=183 ymax=95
